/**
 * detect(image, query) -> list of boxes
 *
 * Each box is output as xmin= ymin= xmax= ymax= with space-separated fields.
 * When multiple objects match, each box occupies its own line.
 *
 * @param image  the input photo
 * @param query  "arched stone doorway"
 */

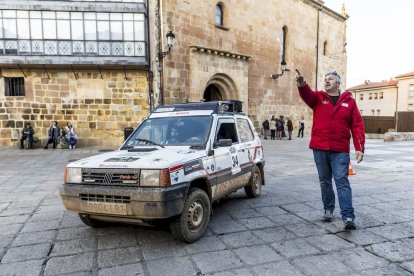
xmin=203 ymin=73 xmax=239 ymax=102
xmin=203 ymin=84 xmax=222 ymax=101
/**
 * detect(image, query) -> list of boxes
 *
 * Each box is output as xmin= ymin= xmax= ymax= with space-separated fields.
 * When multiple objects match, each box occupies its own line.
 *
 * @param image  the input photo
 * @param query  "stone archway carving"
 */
xmin=204 ymin=73 xmax=239 ymax=101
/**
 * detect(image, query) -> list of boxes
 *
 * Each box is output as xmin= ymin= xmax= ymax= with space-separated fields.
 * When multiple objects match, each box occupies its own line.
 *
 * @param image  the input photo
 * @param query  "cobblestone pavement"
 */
xmin=1 ymin=138 xmax=414 ymax=276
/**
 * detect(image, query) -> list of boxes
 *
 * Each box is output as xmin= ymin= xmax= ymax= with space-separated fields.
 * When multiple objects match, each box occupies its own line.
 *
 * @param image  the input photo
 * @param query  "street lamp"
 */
xmin=271 ymin=60 xmax=290 ymax=80
xmin=158 ymin=31 xmax=175 ymax=61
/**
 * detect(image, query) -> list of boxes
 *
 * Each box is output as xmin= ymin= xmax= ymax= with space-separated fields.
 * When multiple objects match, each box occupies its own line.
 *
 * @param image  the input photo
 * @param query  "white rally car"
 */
xmin=59 ymin=101 xmax=265 ymax=242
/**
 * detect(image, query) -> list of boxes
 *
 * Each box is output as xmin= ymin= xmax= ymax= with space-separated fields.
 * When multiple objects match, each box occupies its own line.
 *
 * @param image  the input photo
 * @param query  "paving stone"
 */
xmin=209 ymin=216 xmax=247 ymax=234
xmin=1 ymin=243 xmax=51 ymax=263
xmin=267 ymin=214 xmax=307 ymax=226
xmin=368 ymin=211 xmax=412 ymax=224
xmin=333 ymin=248 xmax=389 ymax=271
xmin=271 ymin=238 xmax=320 ymax=258
xmin=368 ymin=241 xmax=414 ymax=262
xmin=98 ymin=232 xmax=138 ymax=250
xmin=284 ymin=222 xmax=328 ymax=237
xmin=0 ymin=215 xmax=29 ymax=225
xmin=51 ymin=238 xmax=96 ymax=256
xmin=227 ymin=207 xmax=261 ymax=219
xmin=57 ymin=226 xmax=97 ymax=240
xmin=354 ymin=205 xmax=383 ymax=215
xmin=44 ymin=252 xmax=94 ymax=275
xmin=98 ymin=247 xmax=142 ymax=267
xmin=359 ymin=264 xmax=413 ymax=276
xmin=281 ymin=203 xmax=315 ymax=213
xmin=248 ymin=194 xmax=298 ymax=207
xmin=0 ymin=207 xmax=36 ymax=216
xmin=146 ymin=256 xmax=197 ymax=276
xmin=251 ymin=260 xmax=305 ymax=276
xmin=59 ymin=213 xmax=87 ymax=228
xmin=0 ymin=224 xmax=23 ymax=236
xmin=12 ymin=230 xmax=56 ymax=247
xmin=141 ymin=240 xmax=187 ymax=260
xmin=238 ymin=216 xmax=275 ymax=230
xmin=292 ymin=254 xmax=353 ymax=276
xmin=337 ymin=229 xmax=388 ymax=246
xmin=20 ymin=220 xmax=60 ymax=233
xmin=0 ymin=234 xmax=14 ymax=249
xmin=192 ymin=250 xmax=243 ymax=274
xmin=401 ymin=261 xmax=414 ymax=273
xmin=98 ymin=263 xmax=144 ymax=276
xmin=253 ymin=226 xmax=297 ymax=243
xmin=368 ymin=223 xmax=414 ymax=241
xmin=305 ymin=234 xmax=355 ymax=251
xmin=255 ymin=205 xmax=288 ymax=217
xmin=134 ymin=228 xmax=175 ymax=245
xmin=207 ymin=268 xmax=253 ymax=276
xmin=233 ymin=244 xmax=282 ymax=265
xmin=36 ymin=204 xmax=65 ymax=213
xmin=220 ymin=231 xmax=263 ymax=248
xmin=0 ymin=259 xmax=43 ymax=276
xmin=184 ymin=235 xmax=226 ymax=254
xmin=29 ymin=211 xmax=65 ymax=222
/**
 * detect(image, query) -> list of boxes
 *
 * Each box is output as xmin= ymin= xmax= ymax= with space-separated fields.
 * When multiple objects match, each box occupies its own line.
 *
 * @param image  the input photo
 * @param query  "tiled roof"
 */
xmin=395 ymin=71 xmax=414 ymax=79
xmin=347 ymin=80 xmax=398 ymax=91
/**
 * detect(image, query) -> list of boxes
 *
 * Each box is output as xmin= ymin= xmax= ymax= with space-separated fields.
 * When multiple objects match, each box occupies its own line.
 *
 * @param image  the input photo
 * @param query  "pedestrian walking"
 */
xmin=262 ymin=119 xmax=270 ymax=139
xmin=286 ymin=118 xmax=293 ymax=140
xmin=298 ymin=116 xmax=305 ymax=138
xmin=295 ymin=69 xmax=365 ymax=230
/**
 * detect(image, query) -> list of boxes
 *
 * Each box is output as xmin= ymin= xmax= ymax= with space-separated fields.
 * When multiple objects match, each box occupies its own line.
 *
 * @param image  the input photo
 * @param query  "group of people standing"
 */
xmin=19 ymin=121 xmax=78 ymax=149
xmin=44 ymin=121 xmax=78 ymax=149
xmin=262 ymin=115 xmax=305 ymax=140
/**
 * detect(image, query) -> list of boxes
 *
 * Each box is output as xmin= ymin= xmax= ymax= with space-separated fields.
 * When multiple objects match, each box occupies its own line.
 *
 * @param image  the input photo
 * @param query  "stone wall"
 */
xmin=159 ymin=0 xmax=347 ymax=132
xmin=0 ymin=69 xmax=149 ymax=147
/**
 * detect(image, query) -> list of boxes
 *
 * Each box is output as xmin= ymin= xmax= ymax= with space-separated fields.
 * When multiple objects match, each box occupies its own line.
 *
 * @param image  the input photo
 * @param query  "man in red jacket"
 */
xmin=295 ymin=70 xmax=365 ymax=230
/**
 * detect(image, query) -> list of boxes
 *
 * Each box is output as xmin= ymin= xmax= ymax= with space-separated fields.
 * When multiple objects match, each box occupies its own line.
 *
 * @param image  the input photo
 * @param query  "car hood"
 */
xmin=67 ymin=147 xmax=207 ymax=169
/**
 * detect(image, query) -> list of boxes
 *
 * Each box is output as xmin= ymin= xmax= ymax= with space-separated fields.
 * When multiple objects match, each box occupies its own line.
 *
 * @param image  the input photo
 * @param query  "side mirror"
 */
xmin=214 ymin=139 xmax=232 ymax=147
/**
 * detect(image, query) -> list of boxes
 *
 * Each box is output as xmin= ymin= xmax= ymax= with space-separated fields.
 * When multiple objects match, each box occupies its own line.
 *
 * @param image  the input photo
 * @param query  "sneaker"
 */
xmin=323 ymin=210 xmax=334 ymax=222
xmin=344 ymin=218 xmax=356 ymax=230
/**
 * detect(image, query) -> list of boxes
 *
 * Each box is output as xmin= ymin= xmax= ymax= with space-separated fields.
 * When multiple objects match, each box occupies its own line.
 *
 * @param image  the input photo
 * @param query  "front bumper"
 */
xmin=59 ymin=183 xmax=189 ymax=220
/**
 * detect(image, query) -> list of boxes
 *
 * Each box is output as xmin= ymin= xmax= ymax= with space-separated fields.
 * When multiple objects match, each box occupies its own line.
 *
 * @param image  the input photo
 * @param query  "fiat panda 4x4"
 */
xmin=59 ymin=100 xmax=265 ymax=242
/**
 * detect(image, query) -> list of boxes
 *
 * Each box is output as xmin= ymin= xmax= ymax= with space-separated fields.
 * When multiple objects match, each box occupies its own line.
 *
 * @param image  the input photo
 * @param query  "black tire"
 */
xmin=170 ymin=187 xmax=211 ymax=243
xmin=245 ymin=166 xmax=262 ymax=198
xmin=78 ymin=213 xmax=108 ymax=228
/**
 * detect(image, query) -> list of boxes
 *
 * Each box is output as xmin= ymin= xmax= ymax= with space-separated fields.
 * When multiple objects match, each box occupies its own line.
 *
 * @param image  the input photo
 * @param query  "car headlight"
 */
xmin=140 ymin=170 xmax=160 ymax=187
xmin=140 ymin=169 xmax=171 ymax=187
xmin=64 ymin=167 xmax=82 ymax=184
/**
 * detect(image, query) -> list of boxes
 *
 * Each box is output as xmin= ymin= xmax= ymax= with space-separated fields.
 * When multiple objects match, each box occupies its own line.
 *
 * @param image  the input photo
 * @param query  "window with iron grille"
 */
xmin=5 ymin=77 xmax=25 ymax=96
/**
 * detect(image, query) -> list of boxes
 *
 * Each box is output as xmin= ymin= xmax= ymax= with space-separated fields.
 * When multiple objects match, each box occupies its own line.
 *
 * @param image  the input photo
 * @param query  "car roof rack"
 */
xmin=153 ymin=100 xmax=244 ymax=114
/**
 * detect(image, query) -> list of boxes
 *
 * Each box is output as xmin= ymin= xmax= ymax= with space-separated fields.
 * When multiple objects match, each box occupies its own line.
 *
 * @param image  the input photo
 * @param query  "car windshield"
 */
xmin=123 ymin=116 xmax=213 ymax=148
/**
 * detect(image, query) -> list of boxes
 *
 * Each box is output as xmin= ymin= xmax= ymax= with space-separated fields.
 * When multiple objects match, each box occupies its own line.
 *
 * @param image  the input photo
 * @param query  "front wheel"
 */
xmin=245 ymin=166 xmax=262 ymax=198
xmin=170 ymin=187 xmax=211 ymax=243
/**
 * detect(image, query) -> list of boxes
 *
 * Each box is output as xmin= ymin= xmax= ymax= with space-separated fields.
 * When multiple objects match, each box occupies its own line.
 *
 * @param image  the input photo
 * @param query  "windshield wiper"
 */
xmin=189 ymin=144 xmax=206 ymax=150
xmin=135 ymin=138 xmax=165 ymax=148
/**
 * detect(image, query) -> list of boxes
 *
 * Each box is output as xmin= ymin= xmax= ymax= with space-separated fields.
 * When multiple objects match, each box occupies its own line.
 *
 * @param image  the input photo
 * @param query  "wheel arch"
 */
xmin=189 ymin=177 xmax=213 ymax=202
xmin=255 ymin=162 xmax=265 ymax=185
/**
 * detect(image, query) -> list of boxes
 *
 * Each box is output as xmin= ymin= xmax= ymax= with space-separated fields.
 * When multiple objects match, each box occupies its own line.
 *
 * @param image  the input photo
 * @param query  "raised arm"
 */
xmin=295 ymin=69 xmax=319 ymax=108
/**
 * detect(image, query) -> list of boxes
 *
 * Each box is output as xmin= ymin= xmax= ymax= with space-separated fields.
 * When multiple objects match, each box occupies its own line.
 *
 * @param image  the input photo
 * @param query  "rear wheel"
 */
xmin=170 ymin=187 xmax=211 ymax=243
xmin=78 ymin=213 xmax=108 ymax=228
xmin=245 ymin=166 xmax=262 ymax=198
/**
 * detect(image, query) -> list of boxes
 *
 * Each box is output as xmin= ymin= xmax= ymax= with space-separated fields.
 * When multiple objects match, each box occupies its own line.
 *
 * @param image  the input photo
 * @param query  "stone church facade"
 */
xmin=154 ymin=0 xmax=348 ymax=130
xmin=0 ymin=0 xmax=347 ymax=147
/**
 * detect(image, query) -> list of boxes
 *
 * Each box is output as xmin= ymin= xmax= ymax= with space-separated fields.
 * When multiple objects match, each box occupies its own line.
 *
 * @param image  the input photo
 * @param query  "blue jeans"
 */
xmin=313 ymin=149 xmax=354 ymax=220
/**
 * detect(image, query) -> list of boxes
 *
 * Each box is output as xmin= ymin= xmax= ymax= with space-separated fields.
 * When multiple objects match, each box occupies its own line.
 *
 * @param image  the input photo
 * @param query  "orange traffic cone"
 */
xmin=349 ymin=162 xmax=356 ymax=175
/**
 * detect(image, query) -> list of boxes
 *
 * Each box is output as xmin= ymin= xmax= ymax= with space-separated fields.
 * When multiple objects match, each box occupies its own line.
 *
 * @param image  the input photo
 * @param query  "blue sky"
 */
xmin=323 ymin=0 xmax=414 ymax=88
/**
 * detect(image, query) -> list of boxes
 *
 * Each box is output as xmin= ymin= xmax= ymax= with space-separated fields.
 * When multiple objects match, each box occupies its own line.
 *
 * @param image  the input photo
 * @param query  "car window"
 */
xmin=215 ymin=120 xmax=239 ymax=145
xmin=124 ymin=116 xmax=212 ymax=147
xmin=237 ymin=118 xmax=254 ymax=143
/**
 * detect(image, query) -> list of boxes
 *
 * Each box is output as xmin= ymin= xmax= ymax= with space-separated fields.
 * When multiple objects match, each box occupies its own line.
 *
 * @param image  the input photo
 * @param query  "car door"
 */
xmin=236 ymin=118 xmax=256 ymax=181
xmin=211 ymin=118 xmax=242 ymax=200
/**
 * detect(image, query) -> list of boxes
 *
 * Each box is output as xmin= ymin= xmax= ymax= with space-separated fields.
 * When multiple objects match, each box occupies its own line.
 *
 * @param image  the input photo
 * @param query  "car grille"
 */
xmin=82 ymin=168 xmax=140 ymax=186
xmin=80 ymin=193 xmax=131 ymax=203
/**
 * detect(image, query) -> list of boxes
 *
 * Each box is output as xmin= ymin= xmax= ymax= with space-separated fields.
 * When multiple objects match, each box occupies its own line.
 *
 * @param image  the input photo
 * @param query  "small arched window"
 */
xmin=323 ymin=41 xmax=328 ymax=56
xmin=281 ymin=26 xmax=288 ymax=63
xmin=215 ymin=3 xmax=224 ymax=26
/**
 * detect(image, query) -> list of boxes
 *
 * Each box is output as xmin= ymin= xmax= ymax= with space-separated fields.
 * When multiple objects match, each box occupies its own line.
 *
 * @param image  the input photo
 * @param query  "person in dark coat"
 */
xmin=286 ymin=118 xmax=293 ymax=140
xmin=44 ymin=121 xmax=60 ymax=149
xmin=20 ymin=122 xmax=34 ymax=149
xmin=262 ymin=119 xmax=270 ymax=139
